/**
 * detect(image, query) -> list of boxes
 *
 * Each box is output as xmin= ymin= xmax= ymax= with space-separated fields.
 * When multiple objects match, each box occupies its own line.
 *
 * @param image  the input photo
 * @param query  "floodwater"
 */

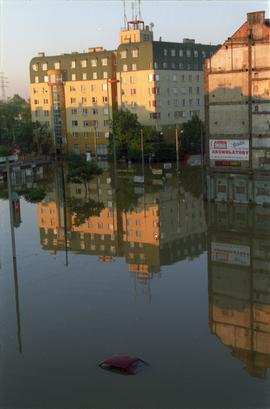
xmin=0 ymin=163 xmax=270 ymax=409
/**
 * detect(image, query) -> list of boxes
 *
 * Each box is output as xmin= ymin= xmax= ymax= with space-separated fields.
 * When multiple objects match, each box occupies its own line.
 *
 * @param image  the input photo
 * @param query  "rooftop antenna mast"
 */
xmin=138 ymin=0 xmax=142 ymax=20
xmin=123 ymin=0 xmax=127 ymax=28
xmin=0 ymin=72 xmax=8 ymax=101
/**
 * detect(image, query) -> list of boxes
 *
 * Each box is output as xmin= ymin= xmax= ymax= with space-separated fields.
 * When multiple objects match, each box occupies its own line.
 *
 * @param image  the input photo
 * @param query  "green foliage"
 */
xmin=181 ymin=114 xmax=203 ymax=154
xmin=67 ymin=154 xmax=103 ymax=195
xmin=21 ymin=187 xmax=47 ymax=203
xmin=111 ymin=109 xmax=160 ymax=161
xmin=67 ymin=197 xmax=104 ymax=227
xmin=32 ymin=121 xmax=52 ymax=154
xmin=0 ymin=145 xmax=10 ymax=157
xmin=0 ymin=95 xmax=34 ymax=153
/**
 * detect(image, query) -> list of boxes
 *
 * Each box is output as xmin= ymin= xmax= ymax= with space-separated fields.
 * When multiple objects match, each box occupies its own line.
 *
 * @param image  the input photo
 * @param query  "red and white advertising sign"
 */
xmin=211 ymin=242 xmax=250 ymax=266
xmin=209 ymin=140 xmax=249 ymax=161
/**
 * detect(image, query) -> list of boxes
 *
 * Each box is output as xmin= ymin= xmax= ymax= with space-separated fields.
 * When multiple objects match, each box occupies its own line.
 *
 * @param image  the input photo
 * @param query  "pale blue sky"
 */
xmin=1 ymin=0 xmax=269 ymax=99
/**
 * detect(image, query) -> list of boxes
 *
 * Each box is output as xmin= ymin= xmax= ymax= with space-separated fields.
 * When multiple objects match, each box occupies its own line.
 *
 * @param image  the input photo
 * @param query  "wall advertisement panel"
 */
xmin=209 ymin=139 xmax=249 ymax=161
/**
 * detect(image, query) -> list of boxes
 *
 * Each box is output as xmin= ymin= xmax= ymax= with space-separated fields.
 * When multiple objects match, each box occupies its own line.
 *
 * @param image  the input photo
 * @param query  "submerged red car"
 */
xmin=99 ymin=355 xmax=149 ymax=375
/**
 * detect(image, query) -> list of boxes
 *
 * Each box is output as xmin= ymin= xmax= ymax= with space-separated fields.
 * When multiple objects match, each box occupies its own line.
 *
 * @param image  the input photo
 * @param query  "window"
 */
xmin=71 ymin=97 xmax=76 ymax=104
xmin=152 ymin=87 xmax=160 ymax=95
xmin=189 ymin=86 xmax=192 ymax=94
xmin=179 ymin=49 xmax=183 ymax=57
xmin=72 ymin=120 xmax=78 ymax=126
xmin=171 ymin=49 xmax=175 ymax=57
xmin=81 ymin=60 xmax=87 ymax=68
xmin=44 ymin=110 xmax=49 ymax=117
xmin=148 ymin=74 xmax=154 ymax=82
xmin=93 ymin=72 xmax=97 ymax=79
xmin=102 ymin=96 xmax=108 ymax=103
xmin=196 ymin=86 xmax=200 ymax=94
xmin=173 ymin=87 xmax=178 ymax=94
xmin=91 ymin=84 xmax=96 ymax=92
xmin=182 ymin=99 xmax=186 ymax=106
xmin=44 ymin=98 xmax=49 ymax=104
xmin=83 ymin=120 xmax=89 ymax=127
xmin=102 ymin=83 xmax=108 ymax=91
xmin=92 ymin=96 xmax=97 ymax=104
xmin=82 ymin=108 xmax=88 ymax=115
xmin=81 ymin=97 xmax=87 ymax=104
xmin=32 ymin=63 xmax=38 ymax=71
xmin=104 ymin=119 xmax=109 ymax=126
xmin=164 ymin=49 xmax=167 ymax=56
xmin=120 ymin=50 xmax=127 ymax=59
xmin=163 ymin=62 xmax=167 ymax=69
xmin=188 ymin=74 xmax=192 ymax=81
xmin=34 ymin=99 xmax=39 ymax=105
xmin=83 ymin=132 xmax=90 ymax=138
xmin=123 ymin=64 xmax=128 ymax=71
xmin=132 ymin=49 xmax=138 ymax=58
xmin=44 ymin=75 xmax=48 ymax=83
xmin=189 ymin=99 xmax=193 ymax=105
xmin=71 ymin=60 xmax=76 ymax=68
xmin=93 ymin=120 xmax=98 ymax=127
xmin=34 ymin=110 xmax=40 ymax=117
xmin=70 ymin=85 xmax=76 ymax=92
xmin=156 ymin=74 xmax=160 ymax=81
xmin=131 ymin=101 xmax=137 ymax=109
xmin=179 ymin=63 xmax=184 ymax=69
xmin=181 ymin=87 xmax=186 ymax=94
xmin=130 ymin=75 xmax=136 ymax=84
xmin=81 ymin=85 xmax=86 ymax=93
xmin=71 ymin=108 xmax=77 ymax=115
xmin=72 ymin=74 xmax=76 ymax=81
xmin=186 ymin=50 xmax=191 ymax=57
xmin=103 ymin=107 xmax=109 ymax=115
xmin=54 ymin=62 xmax=60 ymax=69
xmin=72 ymin=132 xmax=78 ymax=138
xmin=171 ymin=63 xmax=175 ymax=69
xmin=101 ymin=58 xmax=108 ymax=66
xmin=82 ymin=73 xmax=87 ymax=80
xmin=85 ymin=144 xmax=91 ymax=151
xmin=187 ymin=64 xmax=191 ymax=70
xmin=202 ymin=51 xmax=206 ymax=58
xmin=131 ymin=88 xmax=136 ymax=95
xmin=35 ymin=76 xmax=39 ymax=83
xmin=131 ymin=63 xmax=137 ymax=71
xmin=196 ymin=74 xmax=200 ymax=81
xmin=174 ymin=99 xmax=178 ymax=106
xmin=197 ymin=98 xmax=200 ymax=105
xmin=73 ymin=144 xmax=80 ymax=154
xmin=91 ymin=59 xmax=97 ymax=67
xmin=103 ymin=71 xmax=108 ymax=79
xmin=42 ymin=63 xmax=47 ymax=71
xmin=93 ymin=108 xmax=98 ymax=115
xmin=154 ymin=62 xmax=158 ymax=69
xmin=173 ymin=74 xmax=177 ymax=81
xmin=194 ymin=50 xmax=198 ymax=58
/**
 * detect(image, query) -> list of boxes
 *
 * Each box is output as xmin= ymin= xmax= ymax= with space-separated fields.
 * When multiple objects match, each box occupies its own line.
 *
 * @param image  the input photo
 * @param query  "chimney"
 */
xmin=37 ymin=52 xmax=45 ymax=57
xmin=247 ymin=11 xmax=265 ymax=26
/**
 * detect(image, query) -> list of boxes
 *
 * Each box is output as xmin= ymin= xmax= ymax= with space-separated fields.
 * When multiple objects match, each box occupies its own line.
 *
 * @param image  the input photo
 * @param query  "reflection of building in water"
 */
xmin=38 ymin=172 xmax=207 ymax=278
xmin=208 ymin=203 xmax=270 ymax=378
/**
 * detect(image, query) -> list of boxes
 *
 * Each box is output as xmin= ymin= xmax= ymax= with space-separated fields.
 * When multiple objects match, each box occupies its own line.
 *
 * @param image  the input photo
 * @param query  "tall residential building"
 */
xmin=29 ymin=20 xmax=218 ymax=155
xmin=205 ymin=11 xmax=270 ymax=204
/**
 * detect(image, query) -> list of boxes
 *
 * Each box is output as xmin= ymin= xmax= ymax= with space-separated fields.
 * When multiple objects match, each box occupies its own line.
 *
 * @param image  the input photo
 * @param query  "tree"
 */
xmin=67 ymin=197 xmax=104 ymax=227
xmin=111 ymin=109 xmax=160 ymax=161
xmin=0 ymin=95 xmax=34 ymax=152
xmin=66 ymin=154 xmax=103 ymax=197
xmin=181 ymin=114 xmax=203 ymax=154
xmin=32 ymin=121 xmax=52 ymax=154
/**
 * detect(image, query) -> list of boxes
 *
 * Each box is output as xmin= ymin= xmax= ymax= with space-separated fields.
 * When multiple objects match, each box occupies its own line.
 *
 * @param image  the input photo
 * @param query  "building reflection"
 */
xmin=37 ymin=168 xmax=207 ymax=281
xmin=208 ymin=202 xmax=270 ymax=379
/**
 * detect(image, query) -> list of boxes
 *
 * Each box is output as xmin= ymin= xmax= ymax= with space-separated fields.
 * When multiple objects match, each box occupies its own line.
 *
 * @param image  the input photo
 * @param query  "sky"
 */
xmin=1 ymin=0 xmax=269 ymax=99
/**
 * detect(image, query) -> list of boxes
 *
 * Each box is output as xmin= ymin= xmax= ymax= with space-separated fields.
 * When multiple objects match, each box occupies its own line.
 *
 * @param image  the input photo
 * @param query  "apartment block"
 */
xmin=29 ymin=19 xmax=217 ymax=155
xmin=205 ymin=11 xmax=270 ymax=204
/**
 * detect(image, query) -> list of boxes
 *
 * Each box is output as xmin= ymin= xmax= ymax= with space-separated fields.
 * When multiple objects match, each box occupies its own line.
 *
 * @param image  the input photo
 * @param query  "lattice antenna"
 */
xmin=0 ymin=72 xmax=8 ymax=101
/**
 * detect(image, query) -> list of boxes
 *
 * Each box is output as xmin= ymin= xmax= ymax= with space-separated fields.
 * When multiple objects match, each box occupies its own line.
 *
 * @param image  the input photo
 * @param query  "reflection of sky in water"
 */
xmin=0 ymin=168 xmax=270 ymax=409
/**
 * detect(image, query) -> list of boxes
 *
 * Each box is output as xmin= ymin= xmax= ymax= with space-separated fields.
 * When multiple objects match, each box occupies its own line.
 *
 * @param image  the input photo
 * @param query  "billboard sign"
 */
xmin=211 ymin=242 xmax=250 ymax=266
xmin=209 ymin=140 xmax=249 ymax=161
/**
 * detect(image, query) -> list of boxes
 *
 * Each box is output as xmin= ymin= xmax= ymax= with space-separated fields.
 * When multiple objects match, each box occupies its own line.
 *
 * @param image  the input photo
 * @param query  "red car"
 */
xmin=99 ymin=355 xmax=149 ymax=375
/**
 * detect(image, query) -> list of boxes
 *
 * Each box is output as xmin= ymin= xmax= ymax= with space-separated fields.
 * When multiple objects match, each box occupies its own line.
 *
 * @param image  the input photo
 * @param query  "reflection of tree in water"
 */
xmin=67 ymin=197 xmax=104 ymax=227
xmin=180 ymin=166 xmax=202 ymax=198
xmin=0 ymin=186 xmax=47 ymax=203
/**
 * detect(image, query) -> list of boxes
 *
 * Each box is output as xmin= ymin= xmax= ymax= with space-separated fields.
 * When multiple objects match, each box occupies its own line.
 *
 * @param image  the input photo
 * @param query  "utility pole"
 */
xmin=141 ymin=128 xmax=144 ymax=178
xmin=6 ymin=157 xmax=22 ymax=353
xmin=175 ymin=127 xmax=179 ymax=172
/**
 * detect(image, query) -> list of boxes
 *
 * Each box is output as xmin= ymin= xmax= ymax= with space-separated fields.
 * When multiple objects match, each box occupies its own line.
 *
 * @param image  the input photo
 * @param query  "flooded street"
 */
xmin=0 ymin=164 xmax=270 ymax=409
